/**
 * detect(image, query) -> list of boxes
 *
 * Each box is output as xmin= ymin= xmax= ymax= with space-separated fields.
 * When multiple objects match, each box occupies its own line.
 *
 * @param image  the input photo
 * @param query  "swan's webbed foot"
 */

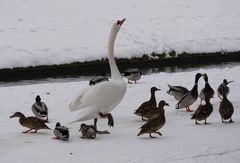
xmin=99 ymin=112 xmax=114 ymax=127
xmin=94 ymin=118 xmax=111 ymax=134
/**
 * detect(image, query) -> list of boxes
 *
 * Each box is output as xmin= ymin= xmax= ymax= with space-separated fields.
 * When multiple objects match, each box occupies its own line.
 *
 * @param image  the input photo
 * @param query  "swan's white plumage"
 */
xmin=69 ymin=19 xmax=127 ymax=123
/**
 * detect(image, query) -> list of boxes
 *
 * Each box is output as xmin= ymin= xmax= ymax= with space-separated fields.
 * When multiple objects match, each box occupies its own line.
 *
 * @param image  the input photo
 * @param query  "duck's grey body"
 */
xmin=124 ymin=68 xmax=142 ymax=83
xmin=175 ymin=73 xmax=203 ymax=112
xmin=89 ymin=75 xmax=109 ymax=86
xmin=167 ymin=85 xmax=189 ymax=100
xmin=53 ymin=122 xmax=69 ymax=140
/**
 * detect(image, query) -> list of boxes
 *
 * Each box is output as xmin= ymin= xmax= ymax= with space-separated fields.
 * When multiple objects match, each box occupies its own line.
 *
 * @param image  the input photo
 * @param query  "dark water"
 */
xmin=0 ymin=62 xmax=239 ymax=87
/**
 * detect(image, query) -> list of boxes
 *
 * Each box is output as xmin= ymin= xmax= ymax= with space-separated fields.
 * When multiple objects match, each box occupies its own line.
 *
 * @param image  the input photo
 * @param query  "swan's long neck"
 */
xmin=108 ymin=24 xmax=122 ymax=80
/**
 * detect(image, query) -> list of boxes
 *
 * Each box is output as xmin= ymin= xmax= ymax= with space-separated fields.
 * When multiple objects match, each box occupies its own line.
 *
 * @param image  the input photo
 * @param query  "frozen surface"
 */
xmin=0 ymin=64 xmax=240 ymax=163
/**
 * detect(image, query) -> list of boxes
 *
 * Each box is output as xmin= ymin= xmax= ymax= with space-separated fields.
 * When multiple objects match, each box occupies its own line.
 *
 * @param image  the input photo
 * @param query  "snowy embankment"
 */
xmin=0 ymin=64 xmax=240 ymax=163
xmin=1 ymin=0 xmax=240 ymax=69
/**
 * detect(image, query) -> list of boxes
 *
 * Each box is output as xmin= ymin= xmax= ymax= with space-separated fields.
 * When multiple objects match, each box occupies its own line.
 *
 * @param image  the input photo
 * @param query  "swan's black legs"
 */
xmin=94 ymin=118 xmax=110 ymax=134
xmin=99 ymin=112 xmax=114 ymax=127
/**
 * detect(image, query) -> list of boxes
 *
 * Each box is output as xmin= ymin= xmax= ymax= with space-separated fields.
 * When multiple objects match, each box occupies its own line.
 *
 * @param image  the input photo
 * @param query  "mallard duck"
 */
xmin=31 ymin=95 xmax=48 ymax=121
xmin=9 ymin=112 xmax=51 ymax=133
xmin=124 ymin=68 xmax=142 ymax=84
xmin=191 ymin=95 xmax=213 ymax=124
xmin=89 ymin=75 xmax=109 ymax=86
xmin=167 ymin=85 xmax=189 ymax=100
xmin=219 ymin=85 xmax=234 ymax=123
xmin=217 ymin=79 xmax=234 ymax=100
xmin=141 ymin=100 xmax=169 ymax=120
xmin=176 ymin=73 xmax=203 ymax=112
xmin=79 ymin=123 xmax=96 ymax=139
xmin=134 ymin=87 xmax=160 ymax=120
xmin=53 ymin=122 xmax=69 ymax=140
xmin=199 ymin=73 xmax=215 ymax=104
xmin=137 ymin=100 xmax=168 ymax=138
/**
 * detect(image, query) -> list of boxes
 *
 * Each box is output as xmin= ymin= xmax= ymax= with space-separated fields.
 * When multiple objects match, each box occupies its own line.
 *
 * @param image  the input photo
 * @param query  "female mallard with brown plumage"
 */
xmin=10 ymin=111 xmax=51 ymax=133
xmin=191 ymin=95 xmax=213 ymax=124
xmin=141 ymin=100 xmax=169 ymax=121
xmin=137 ymin=100 xmax=169 ymax=138
xmin=199 ymin=73 xmax=214 ymax=104
xmin=219 ymin=85 xmax=234 ymax=123
xmin=217 ymin=79 xmax=234 ymax=100
xmin=134 ymin=87 xmax=160 ymax=120
xmin=79 ymin=123 xmax=97 ymax=139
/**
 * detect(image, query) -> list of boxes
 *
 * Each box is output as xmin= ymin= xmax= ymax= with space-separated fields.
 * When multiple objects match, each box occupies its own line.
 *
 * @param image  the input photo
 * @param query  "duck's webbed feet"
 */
xmin=99 ymin=112 xmax=114 ymax=127
xmin=186 ymin=107 xmax=194 ymax=112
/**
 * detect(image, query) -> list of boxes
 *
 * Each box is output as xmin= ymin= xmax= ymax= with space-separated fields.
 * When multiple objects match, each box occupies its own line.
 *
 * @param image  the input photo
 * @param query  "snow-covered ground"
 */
xmin=1 ymin=0 xmax=240 ymax=69
xmin=0 ymin=64 xmax=240 ymax=163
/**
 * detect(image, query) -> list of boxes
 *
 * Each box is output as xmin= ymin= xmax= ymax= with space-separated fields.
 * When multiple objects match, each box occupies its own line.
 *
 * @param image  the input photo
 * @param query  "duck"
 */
xmin=137 ymin=100 xmax=168 ymax=138
xmin=69 ymin=19 xmax=127 ymax=134
xmin=53 ymin=122 xmax=69 ymax=140
xmin=89 ymin=75 xmax=109 ymax=86
xmin=9 ymin=111 xmax=51 ymax=133
xmin=219 ymin=85 xmax=234 ymax=123
xmin=199 ymin=73 xmax=215 ymax=104
xmin=31 ymin=95 xmax=48 ymax=121
xmin=134 ymin=87 xmax=160 ymax=120
xmin=191 ymin=95 xmax=213 ymax=124
xmin=124 ymin=68 xmax=142 ymax=84
xmin=141 ymin=100 xmax=169 ymax=121
xmin=175 ymin=73 xmax=203 ymax=112
xmin=217 ymin=79 xmax=234 ymax=100
xmin=167 ymin=85 xmax=189 ymax=100
xmin=79 ymin=123 xmax=96 ymax=139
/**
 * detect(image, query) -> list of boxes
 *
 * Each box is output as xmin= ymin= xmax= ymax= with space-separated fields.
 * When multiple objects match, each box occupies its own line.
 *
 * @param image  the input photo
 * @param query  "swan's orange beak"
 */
xmin=117 ymin=18 xmax=126 ymax=25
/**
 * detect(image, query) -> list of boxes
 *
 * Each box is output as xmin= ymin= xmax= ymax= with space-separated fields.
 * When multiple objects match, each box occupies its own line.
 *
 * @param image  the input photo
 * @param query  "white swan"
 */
xmin=69 ymin=19 xmax=127 ymax=133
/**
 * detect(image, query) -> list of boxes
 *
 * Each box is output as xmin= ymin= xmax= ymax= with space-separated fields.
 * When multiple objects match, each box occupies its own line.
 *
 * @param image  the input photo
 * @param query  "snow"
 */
xmin=1 ymin=64 xmax=240 ymax=163
xmin=1 ymin=0 xmax=240 ymax=69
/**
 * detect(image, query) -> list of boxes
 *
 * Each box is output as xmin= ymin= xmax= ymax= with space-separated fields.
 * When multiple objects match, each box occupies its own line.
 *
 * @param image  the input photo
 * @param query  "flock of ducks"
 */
xmin=9 ymin=19 xmax=236 ymax=140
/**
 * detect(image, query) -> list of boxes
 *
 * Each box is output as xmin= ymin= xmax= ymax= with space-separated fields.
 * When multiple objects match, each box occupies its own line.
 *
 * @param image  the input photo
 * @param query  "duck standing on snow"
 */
xmin=69 ymin=19 xmax=127 ymax=134
xmin=89 ymin=75 xmax=109 ymax=86
xmin=167 ymin=85 xmax=189 ymax=100
xmin=137 ymin=100 xmax=169 ymax=138
xmin=79 ymin=123 xmax=96 ymax=139
xmin=191 ymin=95 xmax=213 ymax=124
xmin=176 ymin=73 xmax=203 ymax=112
xmin=124 ymin=68 xmax=142 ymax=84
xmin=217 ymin=79 xmax=234 ymax=100
xmin=10 ymin=112 xmax=51 ymax=133
xmin=219 ymin=85 xmax=234 ymax=123
xmin=53 ymin=122 xmax=69 ymax=140
xmin=134 ymin=87 xmax=160 ymax=121
xmin=31 ymin=95 xmax=48 ymax=121
xmin=199 ymin=73 xmax=215 ymax=104
xmin=141 ymin=100 xmax=169 ymax=121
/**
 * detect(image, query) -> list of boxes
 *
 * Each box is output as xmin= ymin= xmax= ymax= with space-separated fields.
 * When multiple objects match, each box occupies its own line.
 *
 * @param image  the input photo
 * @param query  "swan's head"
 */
xmin=112 ymin=18 xmax=126 ymax=34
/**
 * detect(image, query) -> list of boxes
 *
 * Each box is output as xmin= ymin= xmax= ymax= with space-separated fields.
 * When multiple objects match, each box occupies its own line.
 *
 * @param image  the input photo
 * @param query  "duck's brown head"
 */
xmin=158 ymin=100 xmax=169 ymax=108
xmin=150 ymin=87 xmax=160 ymax=93
xmin=9 ymin=112 xmax=25 ymax=118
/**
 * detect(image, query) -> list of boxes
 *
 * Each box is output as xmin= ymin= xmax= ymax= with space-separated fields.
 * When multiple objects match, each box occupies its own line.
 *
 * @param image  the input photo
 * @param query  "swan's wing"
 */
xmin=69 ymin=80 xmax=126 ymax=112
xmin=69 ymin=87 xmax=90 ymax=111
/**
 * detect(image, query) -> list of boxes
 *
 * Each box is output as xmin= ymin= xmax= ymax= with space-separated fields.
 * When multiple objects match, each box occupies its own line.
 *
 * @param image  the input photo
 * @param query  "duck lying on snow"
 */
xmin=53 ymin=122 xmax=69 ymax=140
xmin=69 ymin=19 xmax=127 ymax=134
